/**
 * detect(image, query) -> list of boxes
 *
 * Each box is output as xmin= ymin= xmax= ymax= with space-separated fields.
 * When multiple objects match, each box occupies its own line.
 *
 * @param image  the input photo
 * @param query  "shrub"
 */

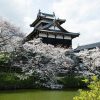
xmin=73 ymin=76 xmax=100 ymax=100
xmin=57 ymin=75 xmax=87 ymax=88
xmin=0 ymin=73 xmax=34 ymax=90
xmin=0 ymin=52 xmax=10 ymax=65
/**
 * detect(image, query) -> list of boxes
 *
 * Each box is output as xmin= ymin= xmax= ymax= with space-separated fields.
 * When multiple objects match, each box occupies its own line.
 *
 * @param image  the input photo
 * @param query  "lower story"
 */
xmin=41 ymin=37 xmax=72 ymax=48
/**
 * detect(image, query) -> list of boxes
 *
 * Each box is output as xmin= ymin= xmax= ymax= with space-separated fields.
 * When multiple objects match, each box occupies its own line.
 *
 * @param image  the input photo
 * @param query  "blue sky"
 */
xmin=0 ymin=0 xmax=100 ymax=48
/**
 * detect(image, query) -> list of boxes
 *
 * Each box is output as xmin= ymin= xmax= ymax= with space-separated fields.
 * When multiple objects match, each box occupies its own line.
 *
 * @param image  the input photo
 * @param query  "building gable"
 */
xmin=42 ymin=21 xmax=68 ymax=32
xmin=49 ymin=26 xmax=60 ymax=31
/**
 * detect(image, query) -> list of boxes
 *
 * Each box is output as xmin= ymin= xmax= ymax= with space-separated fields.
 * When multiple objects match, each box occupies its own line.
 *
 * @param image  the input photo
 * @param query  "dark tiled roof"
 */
xmin=37 ymin=10 xmax=55 ymax=18
xmin=30 ymin=16 xmax=53 ymax=27
xmin=56 ymin=18 xmax=66 ymax=24
xmin=30 ymin=11 xmax=66 ymax=27
xmin=42 ymin=22 xmax=53 ymax=30
xmin=74 ymin=42 xmax=100 ymax=52
xmin=40 ymin=12 xmax=55 ymax=17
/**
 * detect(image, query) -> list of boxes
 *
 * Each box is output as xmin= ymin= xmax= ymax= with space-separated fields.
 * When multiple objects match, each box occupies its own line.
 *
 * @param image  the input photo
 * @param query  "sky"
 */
xmin=0 ymin=0 xmax=100 ymax=48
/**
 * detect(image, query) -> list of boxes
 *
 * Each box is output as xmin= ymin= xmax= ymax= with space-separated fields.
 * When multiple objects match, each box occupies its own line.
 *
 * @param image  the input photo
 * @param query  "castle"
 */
xmin=24 ymin=10 xmax=80 ymax=48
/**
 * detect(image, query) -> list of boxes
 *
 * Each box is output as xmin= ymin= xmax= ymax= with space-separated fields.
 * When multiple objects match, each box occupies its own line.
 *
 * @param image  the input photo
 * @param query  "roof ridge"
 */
xmin=38 ymin=10 xmax=55 ymax=18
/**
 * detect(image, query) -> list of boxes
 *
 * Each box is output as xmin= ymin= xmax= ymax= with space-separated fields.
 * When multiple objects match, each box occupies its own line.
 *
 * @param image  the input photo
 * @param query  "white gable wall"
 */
xmin=49 ymin=26 xmax=60 ymax=31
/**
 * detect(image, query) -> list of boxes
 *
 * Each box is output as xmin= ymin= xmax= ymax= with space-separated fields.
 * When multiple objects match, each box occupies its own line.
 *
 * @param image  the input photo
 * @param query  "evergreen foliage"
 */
xmin=73 ymin=76 xmax=100 ymax=100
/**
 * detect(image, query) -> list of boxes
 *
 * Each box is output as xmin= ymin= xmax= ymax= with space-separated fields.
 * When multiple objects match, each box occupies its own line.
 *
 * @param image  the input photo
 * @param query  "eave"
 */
xmin=56 ymin=19 xmax=66 ymax=24
xmin=30 ymin=16 xmax=66 ymax=27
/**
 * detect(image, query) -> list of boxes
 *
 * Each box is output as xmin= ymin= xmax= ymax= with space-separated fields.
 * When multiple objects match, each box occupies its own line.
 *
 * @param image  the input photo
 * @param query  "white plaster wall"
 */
xmin=64 ymin=36 xmax=71 ymax=40
xmin=39 ymin=33 xmax=47 ymax=37
xmin=48 ymin=34 xmax=55 ymax=38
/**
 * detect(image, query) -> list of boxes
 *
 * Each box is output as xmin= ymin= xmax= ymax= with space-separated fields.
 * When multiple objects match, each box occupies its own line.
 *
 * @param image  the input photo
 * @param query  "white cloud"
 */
xmin=0 ymin=0 xmax=54 ymax=33
xmin=23 ymin=17 xmax=33 ymax=35
xmin=0 ymin=0 xmax=100 ymax=48
xmin=0 ymin=0 xmax=35 ymax=34
xmin=52 ymin=0 xmax=100 ymax=48
xmin=8 ymin=0 xmax=34 ymax=32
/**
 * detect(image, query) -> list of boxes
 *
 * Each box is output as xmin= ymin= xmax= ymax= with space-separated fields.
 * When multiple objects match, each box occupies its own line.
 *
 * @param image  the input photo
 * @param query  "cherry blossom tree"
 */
xmin=0 ymin=17 xmax=24 ymax=52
